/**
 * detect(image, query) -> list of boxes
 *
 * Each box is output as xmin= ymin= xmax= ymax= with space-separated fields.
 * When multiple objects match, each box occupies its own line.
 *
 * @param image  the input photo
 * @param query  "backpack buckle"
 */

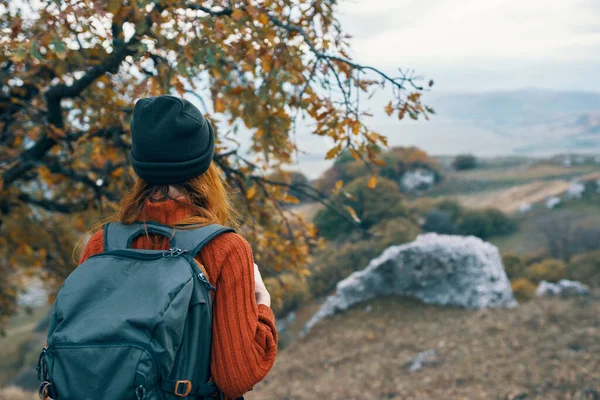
xmin=174 ymin=380 xmax=192 ymax=397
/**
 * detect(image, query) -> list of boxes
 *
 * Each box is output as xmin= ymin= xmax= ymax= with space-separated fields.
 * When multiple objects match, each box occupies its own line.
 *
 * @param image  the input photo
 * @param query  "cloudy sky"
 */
xmin=337 ymin=0 xmax=600 ymax=92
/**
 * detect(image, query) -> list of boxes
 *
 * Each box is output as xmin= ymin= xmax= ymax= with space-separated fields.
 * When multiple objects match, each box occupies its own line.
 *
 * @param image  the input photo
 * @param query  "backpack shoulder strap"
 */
xmin=103 ymin=221 xmax=175 ymax=251
xmin=103 ymin=221 xmax=234 ymax=256
xmin=173 ymin=224 xmax=235 ymax=257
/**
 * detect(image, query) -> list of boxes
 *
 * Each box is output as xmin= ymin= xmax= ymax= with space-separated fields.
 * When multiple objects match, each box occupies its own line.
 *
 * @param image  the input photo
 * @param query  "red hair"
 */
xmin=117 ymin=162 xmax=239 ymax=228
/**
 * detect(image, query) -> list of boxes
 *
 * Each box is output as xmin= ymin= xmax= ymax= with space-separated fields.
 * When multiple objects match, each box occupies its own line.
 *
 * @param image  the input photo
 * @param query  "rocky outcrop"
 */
xmin=536 ymin=280 xmax=589 ymax=298
xmin=304 ymin=234 xmax=516 ymax=335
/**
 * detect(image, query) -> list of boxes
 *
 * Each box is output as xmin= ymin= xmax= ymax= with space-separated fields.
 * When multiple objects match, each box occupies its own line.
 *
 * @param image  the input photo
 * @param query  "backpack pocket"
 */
xmin=40 ymin=342 xmax=164 ymax=400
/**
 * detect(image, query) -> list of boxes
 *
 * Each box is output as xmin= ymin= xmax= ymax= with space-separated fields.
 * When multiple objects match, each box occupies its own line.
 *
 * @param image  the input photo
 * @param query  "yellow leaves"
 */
xmin=351 ymin=120 xmax=361 ymax=135
xmin=246 ymin=185 xmax=257 ymax=200
xmin=261 ymin=54 xmax=273 ymax=74
xmin=74 ymin=217 xmax=85 ymax=232
xmin=335 ymin=180 xmax=344 ymax=191
xmin=373 ymin=158 xmax=387 ymax=167
xmin=232 ymin=8 xmax=245 ymax=22
xmin=349 ymin=148 xmax=360 ymax=160
xmin=10 ymin=45 xmax=28 ymax=63
xmin=258 ymin=13 xmax=270 ymax=25
xmin=38 ymin=165 xmax=53 ymax=185
xmin=325 ymin=144 xmax=342 ymax=160
xmin=282 ymin=195 xmax=299 ymax=204
xmin=91 ymin=144 xmax=106 ymax=168
xmin=170 ymin=75 xmax=185 ymax=96
xmin=385 ymin=101 xmax=394 ymax=116
xmin=344 ymin=205 xmax=361 ymax=223
xmin=368 ymin=175 xmax=377 ymax=189
xmin=214 ymin=97 xmax=225 ymax=113
xmin=111 ymin=167 xmax=125 ymax=179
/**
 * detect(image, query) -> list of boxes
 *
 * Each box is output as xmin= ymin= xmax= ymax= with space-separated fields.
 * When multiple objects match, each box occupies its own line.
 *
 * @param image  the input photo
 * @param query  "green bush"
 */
xmin=264 ymin=272 xmax=310 ymax=316
xmin=511 ymin=278 xmax=537 ymax=301
xmin=310 ymin=217 xmax=420 ymax=296
xmin=527 ymin=259 xmax=568 ymax=283
xmin=314 ymin=176 xmax=406 ymax=240
xmin=502 ymin=254 xmax=526 ymax=279
xmin=309 ymin=239 xmax=382 ymax=297
xmin=437 ymin=199 xmax=464 ymax=220
xmin=458 ymin=209 xmax=517 ymax=239
xmin=368 ymin=217 xmax=421 ymax=248
xmin=423 ymin=210 xmax=458 ymax=234
xmin=568 ymin=250 xmax=600 ymax=287
xmin=452 ymin=154 xmax=477 ymax=170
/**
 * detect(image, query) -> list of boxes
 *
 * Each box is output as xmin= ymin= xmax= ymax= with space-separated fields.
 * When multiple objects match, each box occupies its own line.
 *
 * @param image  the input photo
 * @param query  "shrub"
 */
xmin=264 ymin=272 xmax=310 ymax=316
xmin=458 ymin=208 xmax=517 ymax=239
xmin=511 ymin=278 xmax=537 ymax=301
xmin=313 ymin=176 xmax=406 ymax=240
xmin=314 ymin=146 xmax=442 ymax=195
xmin=568 ymin=250 xmax=600 ymax=287
xmin=502 ymin=254 xmax=526 ymax=279
xmin=369 ymin=217 xmax=421 ymax=248
xmin=309 ymin=239 xmax=383 ymax=297
xmin=527 ymin=259 xmax=568 ymax=283
xmin=437 ymin=199 xmax=464 ymax=220
xmin=522 ymin=250 xmax=549 ymax=266
xmin=309 ymin=217 xmax=420 ymax=297
xmin=423 ymin=210 xmax=458 ymax=234
xmin=536 ymin=211 xmax=600 ymax=261
xmin=452 ymin=154 xmax=477 ymax=170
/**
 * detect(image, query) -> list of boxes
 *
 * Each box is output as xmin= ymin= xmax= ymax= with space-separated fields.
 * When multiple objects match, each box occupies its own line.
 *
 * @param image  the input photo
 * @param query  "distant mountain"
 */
xmin=431 ymin=89 xmax=600 ymax=127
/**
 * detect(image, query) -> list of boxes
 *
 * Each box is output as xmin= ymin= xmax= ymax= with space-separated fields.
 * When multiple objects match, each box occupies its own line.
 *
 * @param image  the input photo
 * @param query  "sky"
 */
xmin=337 ymin=0 xmax=600 ymax=92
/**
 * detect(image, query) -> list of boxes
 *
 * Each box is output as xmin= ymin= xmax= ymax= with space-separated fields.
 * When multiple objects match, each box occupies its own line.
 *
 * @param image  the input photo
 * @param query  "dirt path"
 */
xmin=4 ymin=322 xmax=37 ymax=337
xmin=449 ymin=171 xmax=600 ymax=213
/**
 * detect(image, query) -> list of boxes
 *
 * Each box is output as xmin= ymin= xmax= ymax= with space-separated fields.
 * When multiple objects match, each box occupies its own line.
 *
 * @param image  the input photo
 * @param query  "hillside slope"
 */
xmin=249 ymin=295 xmax=600 ymax=400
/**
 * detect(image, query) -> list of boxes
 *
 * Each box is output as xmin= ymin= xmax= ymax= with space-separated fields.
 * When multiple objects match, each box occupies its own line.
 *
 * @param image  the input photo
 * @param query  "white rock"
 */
xmin=303 ymin=234 xmax=516 ymax=335
xmin=545 ymin=196 xmax=561 ymax=209
xmin=566 ymin=181 xmax=585 ymax=199
xmin=535 ymin=280 xmax=589 ymax=297
xmin=400 ymin=169 xmax=436 ymax=192
xmin=518 ymin=203 xmax=532 ymax=213
xmin=408 ymin=349 xmax=438 ymax=372
xmin=17 ymin=279 xmax=48 ymax=308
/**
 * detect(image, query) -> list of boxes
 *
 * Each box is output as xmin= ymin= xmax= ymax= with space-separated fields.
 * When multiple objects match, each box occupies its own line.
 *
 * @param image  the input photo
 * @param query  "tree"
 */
xmin=313 ymin=176 xmax=406 ymax=240
xmin=0 ymin=0 xmax=432 ymax=329
xmin=452 ymin=154 xmax=477 ymax=170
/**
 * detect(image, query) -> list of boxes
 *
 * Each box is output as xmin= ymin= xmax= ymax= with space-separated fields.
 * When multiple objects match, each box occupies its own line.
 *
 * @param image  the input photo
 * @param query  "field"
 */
xmin=249 ymin=295 xmax=600 ymax=400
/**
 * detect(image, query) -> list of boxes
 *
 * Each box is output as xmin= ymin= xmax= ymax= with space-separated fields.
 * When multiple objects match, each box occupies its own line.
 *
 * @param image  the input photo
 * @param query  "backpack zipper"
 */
xmin=88 ymin=248 xmax=190 ymax=261
xmin=197 ymin=270 xmax=216 ymax=291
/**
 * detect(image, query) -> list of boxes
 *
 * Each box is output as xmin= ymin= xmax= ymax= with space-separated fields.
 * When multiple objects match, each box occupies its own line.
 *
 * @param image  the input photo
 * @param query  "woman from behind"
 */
xmin=79 ymin=95 xmax=277 ymax=399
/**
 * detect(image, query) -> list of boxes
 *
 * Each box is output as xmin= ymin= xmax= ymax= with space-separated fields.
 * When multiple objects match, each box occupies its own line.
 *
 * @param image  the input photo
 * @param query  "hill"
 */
xmin=249 ymin=295 xmax=600 ymax=400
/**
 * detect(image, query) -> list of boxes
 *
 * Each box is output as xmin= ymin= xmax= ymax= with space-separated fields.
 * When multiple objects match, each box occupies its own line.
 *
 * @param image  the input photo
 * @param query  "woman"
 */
xmin=78 ymin=95 xmax=277 ymax=399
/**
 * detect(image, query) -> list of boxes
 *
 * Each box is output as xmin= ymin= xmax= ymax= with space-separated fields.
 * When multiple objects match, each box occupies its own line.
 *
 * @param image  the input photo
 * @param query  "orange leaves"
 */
xmin=232 ymin=8 xmax=245 ymax=22
xmin=325 ymin=144 xmax=342 ymax=160
xmin=214 ymin=97 xmax=226 ymax=113
xmin=368 ymin=175 xmax=377 ymax=189
xmin=246 ymin=185 xmax=257 ymax=200
xmin=385 ymin=101 xmax=394 ymax=116
xmin=111 ymin=167 xmax=125 ymax=179
xmin=261 ymin=54 xmax=273 ymax=74
xmin=344 ymin=206 xmax=361 ymax=223
xmin=258 ymin=13 xmax=270 ymax=25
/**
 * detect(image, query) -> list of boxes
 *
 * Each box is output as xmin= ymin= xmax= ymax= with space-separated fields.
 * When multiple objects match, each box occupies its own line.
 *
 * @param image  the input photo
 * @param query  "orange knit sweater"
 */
xmin=79 ymin=200 xmax=277 ymax=399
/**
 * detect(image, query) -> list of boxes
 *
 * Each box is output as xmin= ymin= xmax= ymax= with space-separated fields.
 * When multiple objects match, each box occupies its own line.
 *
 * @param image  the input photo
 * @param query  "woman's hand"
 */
xmin=254 ymin=263 xmax=271 ymax=308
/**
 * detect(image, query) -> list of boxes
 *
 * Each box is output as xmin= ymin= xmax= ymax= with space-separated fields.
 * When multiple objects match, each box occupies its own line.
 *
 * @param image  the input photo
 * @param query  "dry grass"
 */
xmin=0 ymin=387 xmax=37 ymax=400
xmin=249 ymin=295 xmax=600 ymax=400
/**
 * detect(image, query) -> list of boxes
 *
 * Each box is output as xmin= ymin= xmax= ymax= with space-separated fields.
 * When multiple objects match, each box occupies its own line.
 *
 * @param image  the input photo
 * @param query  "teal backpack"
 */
xmin=37 ymin=222 xmax=234 ymax=400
